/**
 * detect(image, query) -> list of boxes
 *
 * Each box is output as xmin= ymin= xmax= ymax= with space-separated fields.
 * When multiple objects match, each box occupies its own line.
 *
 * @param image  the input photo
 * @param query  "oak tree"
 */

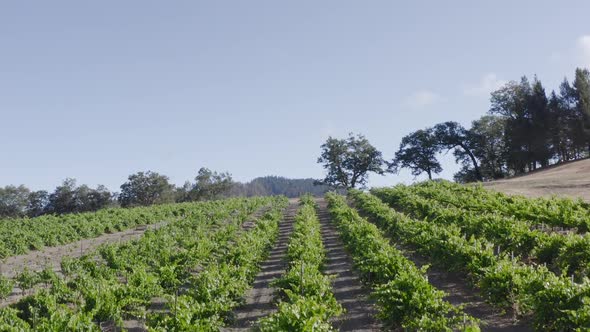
xmin=317 ymin=133 xmax=385 ymax=189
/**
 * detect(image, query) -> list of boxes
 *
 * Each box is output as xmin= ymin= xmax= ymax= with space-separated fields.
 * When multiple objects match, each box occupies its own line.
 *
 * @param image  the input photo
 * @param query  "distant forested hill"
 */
xmin=229 ymin=176 xmax=333 ymax=198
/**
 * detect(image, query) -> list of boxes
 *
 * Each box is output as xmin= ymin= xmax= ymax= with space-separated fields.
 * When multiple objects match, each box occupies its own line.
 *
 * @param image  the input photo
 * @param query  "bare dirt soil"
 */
xmin=122 ymin=205 xmax=272 ymax=332
xmin=223 ymin=202 xmax=299 ymax=331
xmin=0 ymin=223 xmax=167 ymax=309
xmin=400 ymin=246 xmax=533 ymax=331
xmin=1 ymin=223 xmax=167 ymax=279
xmin=0 ymin=206 xmax=268 ymax=313
xmin=225 ymin=200 xmax=381 ymax=332
xmin=483 ymin=158 xmax=590 ymax=201
xmin=316 ymin=199 xmax=381 ymax=332
xmin=351 ymin=201 xmax=532 ymax=331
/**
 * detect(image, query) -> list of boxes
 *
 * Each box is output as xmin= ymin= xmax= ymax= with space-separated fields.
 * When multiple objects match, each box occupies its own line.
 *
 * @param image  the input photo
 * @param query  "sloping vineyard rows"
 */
xmin=410 ymin=180 xmax=590 ymax=232
xmin=325 ymin=193 xmax=480 ymax=331
xmin=0 ymin=201 xmax=236 ymax=259
xmin=0 ymin=196 xmax=288 ymax=331
xmin=372 ymin=186 xmax=590 ymax=280
xmin=258 ymin=195 xmax=343 ymax=331
xmin=350 ymin=189 xmax=590 ymax=331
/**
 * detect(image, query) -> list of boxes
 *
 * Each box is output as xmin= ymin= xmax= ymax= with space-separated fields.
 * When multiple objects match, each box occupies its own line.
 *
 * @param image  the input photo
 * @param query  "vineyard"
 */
xmin=0 ymin=184 xmax=589 ymax=331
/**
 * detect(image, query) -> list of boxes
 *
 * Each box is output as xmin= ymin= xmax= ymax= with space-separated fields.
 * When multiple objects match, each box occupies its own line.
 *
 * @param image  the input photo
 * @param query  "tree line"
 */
xmin=0 ymin=169 xmax=332 ymax=218
xmin=3 ymin=68 xmax=588 ymax=216
xmin=317 ymin=67 xmax=590 ymax=186
xmin=399 ymin=67 xmax=590 ymax=182
xmin=229 ymin=176 xmax=333 ymax=197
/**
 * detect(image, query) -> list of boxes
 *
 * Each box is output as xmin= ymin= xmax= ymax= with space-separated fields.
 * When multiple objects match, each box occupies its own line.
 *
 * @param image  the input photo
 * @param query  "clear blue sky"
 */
xmin=1 ymin=1 xmax=589 ymax=191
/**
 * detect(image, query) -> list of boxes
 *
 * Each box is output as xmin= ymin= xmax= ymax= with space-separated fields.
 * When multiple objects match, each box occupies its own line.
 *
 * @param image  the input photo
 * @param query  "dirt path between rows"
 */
xmin=122 ymin=205 xmax=273 ymax=332
xmin=350 ymin=199 xmax=534 ymax=331
xmin=222 ymin=202 xmax=299 ymax=331
xmin=1 ymin=222 xmax=168 ymax=279
xmin=0 ymin=222 xmax=167 ymax=308
xmin=400 ymin=246 xmax=533 ymax=332
xmin=316 ymin=199 xmax=381 ymax=332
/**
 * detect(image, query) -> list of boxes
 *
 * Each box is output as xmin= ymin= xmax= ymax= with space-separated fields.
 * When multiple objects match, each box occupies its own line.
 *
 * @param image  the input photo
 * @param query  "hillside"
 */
xmin=229 ymin=176 xmax=333 ymax=198
xmin=482 ymin=158 xmax=590 ymax=201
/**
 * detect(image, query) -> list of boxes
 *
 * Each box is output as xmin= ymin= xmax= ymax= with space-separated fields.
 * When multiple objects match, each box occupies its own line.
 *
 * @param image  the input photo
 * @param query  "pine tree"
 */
xmin=573 ymin=68 xmax=590 ymax=155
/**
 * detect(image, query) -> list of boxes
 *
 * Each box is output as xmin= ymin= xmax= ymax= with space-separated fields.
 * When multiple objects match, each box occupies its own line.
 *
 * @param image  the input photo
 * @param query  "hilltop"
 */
xmin=482 ymin=158 xmax=590 ymax=201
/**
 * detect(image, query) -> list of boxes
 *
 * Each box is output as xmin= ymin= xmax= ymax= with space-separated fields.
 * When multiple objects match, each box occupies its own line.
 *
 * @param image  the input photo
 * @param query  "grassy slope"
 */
xmin=482 ymin=158 xmax=590 ymax=201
